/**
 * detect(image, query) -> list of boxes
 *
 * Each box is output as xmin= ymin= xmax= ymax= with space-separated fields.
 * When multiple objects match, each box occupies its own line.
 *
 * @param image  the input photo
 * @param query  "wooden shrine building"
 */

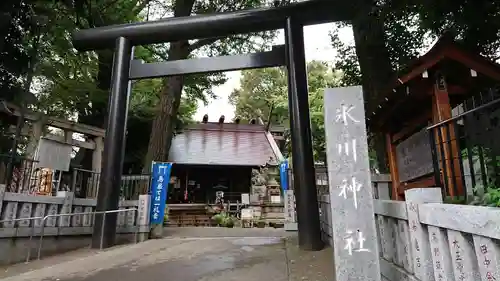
xmin=368 ymin=34 xmax=500 ymax=201
xmin=165 ymin=116 xmax=285 ymax=225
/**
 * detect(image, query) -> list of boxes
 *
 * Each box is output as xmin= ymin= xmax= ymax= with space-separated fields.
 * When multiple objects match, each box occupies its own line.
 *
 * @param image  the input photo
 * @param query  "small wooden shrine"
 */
xmin=0 ymin=101 xmax=105 ymax=196
xmin=165 ymin=117 xmax=286 ymax=226
xmin=368 ymin=34 xmax=500 ymax=200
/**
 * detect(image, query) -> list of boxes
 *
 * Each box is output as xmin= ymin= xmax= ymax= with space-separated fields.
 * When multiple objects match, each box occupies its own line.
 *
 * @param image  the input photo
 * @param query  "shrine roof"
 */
xmin=168 ymin=122 xmax=281 ymax=166
xmin=368 ymin=34 xmax=500 ymax=129
xmin=393 ymin=34 xmax=500 ymax=86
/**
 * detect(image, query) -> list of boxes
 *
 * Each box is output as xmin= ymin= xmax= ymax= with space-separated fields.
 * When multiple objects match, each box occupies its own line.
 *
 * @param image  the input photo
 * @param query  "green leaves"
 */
xmin=230 ymin=61 xmax=340 ymax=162
xmin=332 ymin=0 xmax=500 ymax=88
xmin=470 ymin=185 xmax=500 ymax=207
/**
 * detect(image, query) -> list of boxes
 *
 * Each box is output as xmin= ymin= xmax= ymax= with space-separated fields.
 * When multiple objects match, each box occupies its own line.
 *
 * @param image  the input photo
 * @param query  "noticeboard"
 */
xmin=395 ymin=129 xmax=434 ymax=182
xmin=35 ymin=138 xmax=72 ymax=171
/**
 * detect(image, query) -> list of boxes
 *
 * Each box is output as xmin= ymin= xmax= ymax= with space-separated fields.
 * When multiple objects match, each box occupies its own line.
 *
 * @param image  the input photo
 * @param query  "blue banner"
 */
xmin=279 ymin=160 xmax=289 ymax=192
xmin=150 ymin=161 xmax=173 ymax=225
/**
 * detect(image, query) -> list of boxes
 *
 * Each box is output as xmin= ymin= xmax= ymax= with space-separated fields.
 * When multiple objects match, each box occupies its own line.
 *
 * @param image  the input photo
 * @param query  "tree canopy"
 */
xmin=332 ymin=0 xmax=500 ymax=90
xmin=0 ymin=0 xmax=283 ymax=172
xmin=330 ymin=0 xmax=500 ymax=172
xmin=2 ymin=0 xmax=499 ymax=173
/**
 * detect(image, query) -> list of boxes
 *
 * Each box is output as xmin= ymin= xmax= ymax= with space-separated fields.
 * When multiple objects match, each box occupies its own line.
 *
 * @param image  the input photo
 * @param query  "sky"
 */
xmin=193 ymin=23 xmax=354 ymax=122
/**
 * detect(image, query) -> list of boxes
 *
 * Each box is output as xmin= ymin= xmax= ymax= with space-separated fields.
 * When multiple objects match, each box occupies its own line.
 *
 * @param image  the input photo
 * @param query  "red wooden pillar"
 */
xmin=431 ymin=73 xmax=464 ymax=197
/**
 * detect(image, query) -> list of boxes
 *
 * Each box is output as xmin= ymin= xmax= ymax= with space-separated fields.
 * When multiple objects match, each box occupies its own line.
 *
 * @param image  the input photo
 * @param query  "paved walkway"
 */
xmin=0 ymin=228 xmax=334 ymax=281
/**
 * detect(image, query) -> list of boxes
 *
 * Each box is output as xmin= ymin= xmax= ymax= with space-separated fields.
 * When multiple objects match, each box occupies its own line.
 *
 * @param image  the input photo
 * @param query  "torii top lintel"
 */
xmin=72 ymin=0 xmax=356 ymax=51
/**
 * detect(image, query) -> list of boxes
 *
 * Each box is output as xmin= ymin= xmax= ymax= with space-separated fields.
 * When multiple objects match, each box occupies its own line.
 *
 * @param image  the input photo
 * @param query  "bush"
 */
xmin=212 ymin=213 xmax=225 ymax=225
xmin=223 ymin=216 xmax=235 ymax=227
xmin=211 ymin=212 xmax=237 ymax=227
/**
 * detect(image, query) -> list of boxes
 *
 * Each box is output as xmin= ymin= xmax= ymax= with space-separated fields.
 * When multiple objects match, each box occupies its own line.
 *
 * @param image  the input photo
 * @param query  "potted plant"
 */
xmin=256 ymin=220 xmax=266 ymax=228
xmin=224 ymin=216 xmax=235 ymax=228
xmin=212 ymin=213 xmax=224 ymax=226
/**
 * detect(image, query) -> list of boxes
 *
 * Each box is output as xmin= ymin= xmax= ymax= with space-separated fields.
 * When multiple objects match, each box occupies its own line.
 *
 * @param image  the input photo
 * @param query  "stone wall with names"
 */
xmin=0 ymin=185 xmax=150 ymax=238
xmin=320 ymin=184 xmax=500 ymax=281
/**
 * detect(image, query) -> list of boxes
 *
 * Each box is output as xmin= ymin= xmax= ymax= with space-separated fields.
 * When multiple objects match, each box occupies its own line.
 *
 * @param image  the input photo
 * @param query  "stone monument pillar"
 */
xmin=137 ymin=194 xmax=151 ymax=241
xmin=323 ymin=86 xmax=381 ymax=281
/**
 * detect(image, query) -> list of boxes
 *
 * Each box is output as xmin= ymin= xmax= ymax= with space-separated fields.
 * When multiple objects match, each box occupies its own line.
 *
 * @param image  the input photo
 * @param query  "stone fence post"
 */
xmin=0 ymin=184 xmax=5 ymax=212
xmin=372 ymin=174 xmax=391 ymax=200
xmin=405 ymin=188 xmax=443 ymax=281
xmin=137 ymin=194 xmax=151 ymax=241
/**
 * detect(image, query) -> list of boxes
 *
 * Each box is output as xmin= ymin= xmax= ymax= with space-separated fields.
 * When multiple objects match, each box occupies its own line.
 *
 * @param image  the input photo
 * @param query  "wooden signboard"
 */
xmin=35 ymin=138 xmax=72 ymax=171
xmin=395 ymin=129 xmax=434 ymax=182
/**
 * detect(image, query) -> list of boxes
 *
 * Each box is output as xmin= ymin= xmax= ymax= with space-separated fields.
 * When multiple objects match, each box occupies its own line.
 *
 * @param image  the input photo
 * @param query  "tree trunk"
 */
xmin=142 ymin=59 xmax=186 ymax=172
xmin=144 ymin=0 xmax=196 ymax=239
xmin=352 ymin=4 xmax=393 ymax=173
xmin=142 ymin=0 xmax=196 ymax=174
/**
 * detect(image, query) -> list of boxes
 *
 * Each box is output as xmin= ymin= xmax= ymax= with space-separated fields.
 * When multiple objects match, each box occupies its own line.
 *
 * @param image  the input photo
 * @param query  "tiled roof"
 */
xmin=168 ymin=122 xmax=279 ymax=166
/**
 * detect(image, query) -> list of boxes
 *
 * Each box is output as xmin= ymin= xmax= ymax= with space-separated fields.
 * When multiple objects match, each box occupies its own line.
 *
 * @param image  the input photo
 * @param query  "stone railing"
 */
xmin=375 ymin=188 xmax=500 ymax=281
xmin=0 ymin=184 xmax=150 ymax=265
xmin=319 ymin=175 xmax=500 ymax=281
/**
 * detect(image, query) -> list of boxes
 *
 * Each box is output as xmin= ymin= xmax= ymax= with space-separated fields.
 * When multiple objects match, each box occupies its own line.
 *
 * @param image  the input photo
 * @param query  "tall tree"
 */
xmin=0 ymin=0 xmax=48 ymax=104
xmin=229 ymin=60 xmax=339 ymax=162
xmin=8 ymin=0 xmax=135 ymax=169
xmin=331 ymin=0 xmax=500 ymax=173
xmin=329 ymin=0 xmax=500 ymax=172
xmin=332 ymin=0 xmax=500 ymax=103
xmin=23 ymin=0 xmax=225 ymax=169
xmin=122 ymin=76 xmax=204 ymax=172
xmin=415 ymin=0 xmax=500 ymax=58
xmin=34 ymin=0 xmax=150 ymax=127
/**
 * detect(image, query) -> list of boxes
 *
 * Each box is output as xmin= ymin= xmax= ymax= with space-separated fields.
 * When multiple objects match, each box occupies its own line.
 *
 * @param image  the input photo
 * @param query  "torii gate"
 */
xmin=71 ymin=0 xmax=358 ymax=251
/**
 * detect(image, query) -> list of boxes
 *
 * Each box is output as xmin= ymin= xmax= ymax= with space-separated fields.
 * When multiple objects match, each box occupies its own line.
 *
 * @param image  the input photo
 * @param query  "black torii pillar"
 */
xmin=284 ymin=17 xmax=323 ymax=251
xmin=91 ymin=37 xmax=132 ymax=248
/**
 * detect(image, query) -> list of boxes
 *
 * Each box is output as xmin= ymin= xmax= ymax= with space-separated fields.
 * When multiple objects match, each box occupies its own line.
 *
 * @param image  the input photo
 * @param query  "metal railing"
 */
xmin=0 ymin=216 xmax=46 ymax=263
xmin=0 ymin=208 xmax=139 ymax=263
xmin=0 ymin=160 xmax=151 ymax=199
xmin=72 ymin=169 xmax=150 ymax=199
xmin=121 ymin=174 xmax=151 ymax=200
xmin=427 ymin=91 xmax=500 ymax=200
xmin=286 ymin=165 xmax=330 ymax=196
xmin=37 ymin=208 xmax=139 ymax=260
xmin=72 ymin=168 xmax=101 ymax=198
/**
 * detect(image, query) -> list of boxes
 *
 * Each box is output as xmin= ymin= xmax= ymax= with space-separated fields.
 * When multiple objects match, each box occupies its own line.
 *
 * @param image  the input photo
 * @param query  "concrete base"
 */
xmin=150 ymin=224 xmax=163 ymax=238
xmin=137 ymin=233 xmax=149 ymax=242
xmin=284 ymin=222 xmax=298 ymax=231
